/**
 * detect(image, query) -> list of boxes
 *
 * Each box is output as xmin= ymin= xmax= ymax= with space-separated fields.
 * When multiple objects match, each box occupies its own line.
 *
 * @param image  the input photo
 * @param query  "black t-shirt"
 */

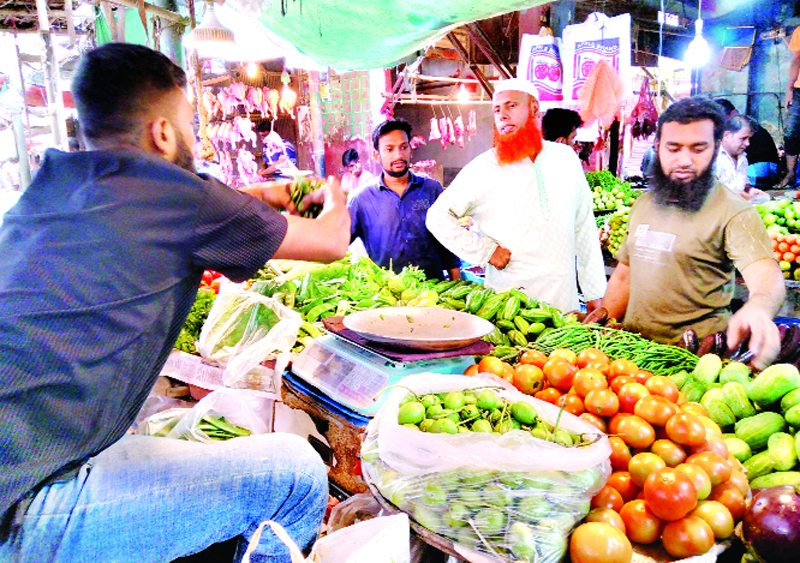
xmin=0 ymin=149 xmax=287 ymax=520
xmin=745 ymin=125 xmax=780 ymax=165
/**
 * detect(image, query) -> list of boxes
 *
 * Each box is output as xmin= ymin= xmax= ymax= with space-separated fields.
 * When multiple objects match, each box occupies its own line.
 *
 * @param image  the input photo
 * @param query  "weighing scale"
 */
xmin=289 ymin=332 xmax=480 ymax=417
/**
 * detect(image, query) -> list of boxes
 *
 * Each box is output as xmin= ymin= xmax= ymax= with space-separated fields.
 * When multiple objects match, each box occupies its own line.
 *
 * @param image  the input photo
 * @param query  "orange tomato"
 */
xmin=634 ymin=395 xmax=679 ymax=427
xmin=519 ymin=349 xmax=548 ymax=368
xmin=618 ymin=382 xmax=651 ymax=413
xmin=665 ymin=412 xmax=707 ymax=447
xmin=707 ymin=487 xmax=746 ymax=520
xmin=585 ymin=508 xmax=627 ymax=534
xmin=643 ymin=467 xmax=698 ymax=521
xmin=607 ymin=471 xmax=640 ymax=503
xmin=609 ymin=358 xmax=639 ymax=379
xmin=628 ymin=452 xmax=667 ymax=488
xmin=644 ymin=375 xmax=680 ymax=403
xmin=549 ymin=348 xmax=578 ymax=365
xmin=679 ymin=402 xmax=708 ymax=418
xmin=592 ymin=484 xmax=625 ymax=512
xmin=661 ymin=516 xmax=715 ymax=558
xmin=619 ymin=499 xmax=664 ymax=544
xmin=676 ymin=463 xmax=712 ymax=500
xmin=584 ymin=388 xmax=620 ymax=418
xmin=610 ymin=375 xmax=635 ymax=394
xmin=512 ymin=364 xmax=545 ymax=395
xmin=570 ymin=522 xmax=633 ymax=563
xmin=556 ymin=393 xmax=586 ymax=416
xmin=573 ymin=367 xmax=608 ymax=397
xmin=463 ymin=364 xmax=479 ymax=376
xmin=477 ymin=356 xmax=506 ymax=377
xmin=632 ymin=370 xmax=654 ymax=385
xmin=534 ymin=387 xmax=562 ymax=404
xmin=580 ymin=412 xmax=608 ymax=433
xmin=608 ymin=436 xmax=633 ymax=471
xmin=617 ymin=415 xmax=656 ymax=449
xmin=651 ymin=438 xmax=687 ymax=467
xmin=576 ymin=347 xmax=609 ymax=368
xmin=543 ymin=358 xmax=576 ymax=391
xmin=689 ymin=500 xmax=735 ymax=539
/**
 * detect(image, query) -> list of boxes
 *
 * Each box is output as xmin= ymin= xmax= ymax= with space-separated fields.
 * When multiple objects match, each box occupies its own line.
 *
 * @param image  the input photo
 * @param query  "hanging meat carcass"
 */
xmin=445 ymin=117 xmax=456 ymax=146
xmin=429 ymin=117 xmax=441 ymax=141
xmin=453 ymin=115 xmax=465 ymax=148
xmin=237 ymin=150 xmax=259 ymax=184
xmin=410 ymin=134 xmax=427 ymax=149
xmin=234 ymin=116 xmax=257 ymax=147
xmin=629 ymin=77 xmax=659 ymax=139
xmin=439 ymin=117 xmax=448 ymax=150
xmin=467 ymin=110 xmax=477 ymax=137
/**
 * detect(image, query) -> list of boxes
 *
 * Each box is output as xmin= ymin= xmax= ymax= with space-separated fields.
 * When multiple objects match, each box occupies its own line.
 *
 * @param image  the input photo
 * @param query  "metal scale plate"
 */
xmin=290 ymin=333 xmax=476 ymax=417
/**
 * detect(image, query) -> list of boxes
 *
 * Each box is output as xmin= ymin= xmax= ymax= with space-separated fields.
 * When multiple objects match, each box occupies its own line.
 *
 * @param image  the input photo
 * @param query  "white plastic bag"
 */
xmin=561 ymin=12 xmax=632 ymax=105
xmin=198 ymin=284 xmax=301 ymax=395
xmin=518 ymin=33 xmax=564 ymax=106
xmin=242 ymin=514 xmax=410 ymax=563
xmin=165 ymin=388 xmax=274 ymax=442
xmin=361 ymin=372 xmax=611 ymax=563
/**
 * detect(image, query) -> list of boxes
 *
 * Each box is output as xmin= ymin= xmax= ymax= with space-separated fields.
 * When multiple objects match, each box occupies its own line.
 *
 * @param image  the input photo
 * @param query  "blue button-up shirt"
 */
xmin=348 ymin=171 xmax=460 ymax=280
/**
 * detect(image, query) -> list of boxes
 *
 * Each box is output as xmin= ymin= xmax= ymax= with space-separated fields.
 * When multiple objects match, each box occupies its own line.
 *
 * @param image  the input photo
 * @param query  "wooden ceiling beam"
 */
xmin=464 ymin=22 xmax=514 ymax=80
xmin=446 ymin=31 xmax=494 ymax=97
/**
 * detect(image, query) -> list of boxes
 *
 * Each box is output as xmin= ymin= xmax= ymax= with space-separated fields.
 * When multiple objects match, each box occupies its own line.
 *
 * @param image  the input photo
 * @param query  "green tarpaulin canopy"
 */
xmin=233 ymin=0 xmax=550 ymax=70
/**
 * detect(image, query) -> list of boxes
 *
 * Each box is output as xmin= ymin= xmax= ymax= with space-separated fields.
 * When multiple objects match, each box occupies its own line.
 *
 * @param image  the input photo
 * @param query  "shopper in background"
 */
xmin=714 ymin=98 xmax=781 ymax=190
xmin=348 ymin=119 xmax=461 ymax=280
xmin=780 ymin=28 xmax=800 ymax=188
xmin=603 ymin=96 xmax=783 ymax=369
xmin=260 ymin=130 xmax=298 ymax=179
xmin=715 ymin=113 xmax=769 ymax=203
xmin=426 ymin=78 xmax=606 ymax=313
xmin=0 ymin=43 xmax=349 ymax=563
xmin=340 ymin=148 xmax=375 ymax=197
xmin=541 ymin=108 xmax=583 ymax=147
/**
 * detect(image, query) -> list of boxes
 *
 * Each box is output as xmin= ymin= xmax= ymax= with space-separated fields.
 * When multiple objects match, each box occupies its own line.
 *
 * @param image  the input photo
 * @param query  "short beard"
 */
xmin=647 ymin=154 xmax=716 ymax=212
xmin=170 ymin=120 xmax=196 ymax=174
xmin=384 ymin=165 xmax=408 ymax=178
xmin=494 ymin=114 xmax=544 ymax=166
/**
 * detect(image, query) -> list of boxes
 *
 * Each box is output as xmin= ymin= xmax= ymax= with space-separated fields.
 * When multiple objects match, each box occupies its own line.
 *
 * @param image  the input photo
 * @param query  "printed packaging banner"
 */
xmin=561 ymin=13 xmax=632 ymax=105
xmin=518 ymin=33 xmax=564 ymax=103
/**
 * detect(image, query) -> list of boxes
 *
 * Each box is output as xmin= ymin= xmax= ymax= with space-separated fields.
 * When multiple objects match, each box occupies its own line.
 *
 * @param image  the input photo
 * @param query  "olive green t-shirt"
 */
xmin=616 ymin=184 xmax=774 ymax=343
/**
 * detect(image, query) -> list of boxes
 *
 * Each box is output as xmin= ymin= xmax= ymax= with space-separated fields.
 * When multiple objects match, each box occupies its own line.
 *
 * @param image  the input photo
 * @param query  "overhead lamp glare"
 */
xmin=684 ymin=1 xmax=710 ymax=68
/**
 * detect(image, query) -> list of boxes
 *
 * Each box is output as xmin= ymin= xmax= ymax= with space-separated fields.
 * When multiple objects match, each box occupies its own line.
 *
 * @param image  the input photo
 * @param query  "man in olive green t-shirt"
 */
xmin=604 ymin=97 xmax=784 ymax=369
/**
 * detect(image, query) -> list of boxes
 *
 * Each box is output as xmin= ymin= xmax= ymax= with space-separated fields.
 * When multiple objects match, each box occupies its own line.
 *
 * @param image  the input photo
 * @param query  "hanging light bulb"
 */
xmin=457 ymin=83 xmax=469 ymax=103
xmin=185 ymin=0 xmax=236 ymax=59
xmin=246 ymin=61 xmax=258 ymax=78
xmin=684 ymin=1 xmax=710 ymax=68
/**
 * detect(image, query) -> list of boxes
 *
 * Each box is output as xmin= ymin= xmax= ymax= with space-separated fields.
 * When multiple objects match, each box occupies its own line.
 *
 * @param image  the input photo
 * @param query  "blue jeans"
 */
xmin=0 ymin=433 xmax=328 ymax=563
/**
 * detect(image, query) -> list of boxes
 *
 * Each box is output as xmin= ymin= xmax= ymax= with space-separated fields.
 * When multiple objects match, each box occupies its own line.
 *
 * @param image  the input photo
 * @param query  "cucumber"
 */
xmin=668 ymin=370 xmax=691 ymax=390
xmin=785 ymin=403 xmax=800 ymax=427
xmin=721 ymin=382 xmax=757 ymax=420
xmin=743 ymin=450 xmax=775 ymax=480
xmin=718 ymin=361 xmax=751 ymax=386
xmin=750 ymin=471 xmax=800 ymax=489
xmin=693 ymin=353 xmax=722 ymax=385
xmin=768 ymin=432 xmax=798 ymax=471
xmin=724 ymin=436 xmax=752 ymax=462
xmin=701 ymin=397 xmax=736 ymax=428
xmin=781 ymin=387 xmax=800 ymax=413
xmin=735 ymin=411 xmax=788 ymax=451
xmin=747 ymin=363 xmax=800 ymax=407
xmin=680 ymin=378 xmax=706 ymax=403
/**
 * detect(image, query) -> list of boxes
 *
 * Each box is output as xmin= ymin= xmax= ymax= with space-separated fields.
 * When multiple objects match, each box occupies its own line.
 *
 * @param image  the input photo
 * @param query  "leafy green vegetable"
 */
xmin=174 ymin=288 xmax=217 ymax=355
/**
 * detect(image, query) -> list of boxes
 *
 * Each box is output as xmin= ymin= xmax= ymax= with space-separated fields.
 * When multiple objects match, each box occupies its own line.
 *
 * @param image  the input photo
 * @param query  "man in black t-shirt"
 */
xmin=0 ymin=43 xmax=349 ymax=563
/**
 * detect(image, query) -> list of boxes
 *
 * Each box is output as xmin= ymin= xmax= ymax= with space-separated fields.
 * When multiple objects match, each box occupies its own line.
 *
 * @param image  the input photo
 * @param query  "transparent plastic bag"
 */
xmin=327 ymin=492 xmax=387 ymax=532
xmin=361 ymin=372 xmax=612 ymax=563
xmin=198 ymin=284 xmax=301 ymax=395
xmin=165 ymin=388 xmax=273 ymax=443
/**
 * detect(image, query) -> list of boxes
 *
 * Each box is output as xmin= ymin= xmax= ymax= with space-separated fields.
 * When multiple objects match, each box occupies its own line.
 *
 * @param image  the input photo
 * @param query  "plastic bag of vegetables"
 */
xmin=361 ymin=373 xmax=611 ymax=563
xmin=198 ymin=284 xmax=301 ymax=395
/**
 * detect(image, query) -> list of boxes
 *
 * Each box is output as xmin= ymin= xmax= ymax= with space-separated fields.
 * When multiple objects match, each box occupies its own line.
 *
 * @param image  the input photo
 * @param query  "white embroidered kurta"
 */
xmin=715 ymin=147 xmax=749 ymax=193
xmin=426 ymin=141 xmax=607 ymax=312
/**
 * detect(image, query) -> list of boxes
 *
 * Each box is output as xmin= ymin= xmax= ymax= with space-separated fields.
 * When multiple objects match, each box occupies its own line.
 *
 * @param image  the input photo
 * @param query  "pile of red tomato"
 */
xmin=201 ymin=270 xmax=223 ymax=294
xmin=466 ymin=348 xmax=749 ymax=560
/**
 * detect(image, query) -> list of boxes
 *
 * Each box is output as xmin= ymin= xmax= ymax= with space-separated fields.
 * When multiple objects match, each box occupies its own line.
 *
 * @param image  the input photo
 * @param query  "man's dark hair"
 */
xmin=714 ymin=98 xmax=737 ymax=117
xmin=541 ymin=108 xmax=583 ymax=142
xmin=724 ymin=114 xmax=756 ymax=135
xmin=342 ymin=148 xmax=360 ymax=167
xmin=656 ymin=96 xmax=725 ymax=144
xmin=372 ymin=119 xmax=412 ymax=150
xmin=73 ymin=43 xmax=187 ymax=145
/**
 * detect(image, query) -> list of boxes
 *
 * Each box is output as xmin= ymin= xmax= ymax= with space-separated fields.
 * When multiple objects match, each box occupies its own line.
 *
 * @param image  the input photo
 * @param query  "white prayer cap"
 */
xmin=492 ymin=78 xmax=539 ymax=100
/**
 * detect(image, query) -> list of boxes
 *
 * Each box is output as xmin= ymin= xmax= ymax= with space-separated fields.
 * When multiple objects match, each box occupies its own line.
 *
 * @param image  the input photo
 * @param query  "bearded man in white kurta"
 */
xmin=426 ymin=78 xmax=607 ymax=313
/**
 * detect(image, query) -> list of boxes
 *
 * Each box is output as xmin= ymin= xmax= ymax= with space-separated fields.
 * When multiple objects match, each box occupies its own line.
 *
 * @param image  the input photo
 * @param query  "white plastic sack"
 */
xmin=163 ymin=388 xmax=273 ymax=442
xmin=518 ymin=33 xmax=564 ymax=107
xmin=373 ymin=372 xmax=610 ymax=475
xmin=242 ymin=514 xmax=410 ymax=563
xmin=198 ymin=284 xmax=301 ymax=395
xmin=561 ymin=12 xmax=632 ymax=106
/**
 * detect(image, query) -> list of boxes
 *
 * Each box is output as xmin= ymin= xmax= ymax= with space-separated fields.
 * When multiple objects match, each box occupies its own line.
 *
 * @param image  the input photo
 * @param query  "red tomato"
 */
xmin=579 ymin=412 xmax=608 ymax=433
xmin=617 ymin=415 xmax=656 ymax=449
xmin=576 ymin=347 xmax=609 ymax=368
xmin=607 ymin=471 xmax=640 ymax=503
xmin=477 ymin=356 xmax=507 ymax=377
xmin=661 ymin=516 xmax=715 ymax=558
xmin=610 ymin=375 xmax=635 ymax=395
xmin=689 ymin=500 xmax=735 ymax=539
xmin=686 ymin=451 xmax=732 ymax=486
xmin=584 ymin=388 xmax=620 ymax=418
xmin=535 ymin=387 xmax=562 ymax=404
xmin=628 ymin=452 xmax=667 ymax=488
xmin=463 ymin=364 xmax=479 ymax=376
xmin=725 ymin=469 xmax=750 ymax=497
xmin=591 ymin=485 xmax=625 ymax=513
xmin=675 ymin=463 xmax=712 ymax=500
xmin=634 ymin=395 xmax=678 ymax=427
xmin=543 ymin=358 xmax=576 ymax=391
xmin=585 ymin=508 xmax=627 ymax=534
xmin=586 ymin=360 xmax=611 ymax=376
xmin=609 ymin=436 xmax=633 ymax=471
xmin=608 ymin=412 xmax=633 ymax=434
xmin=650 ymin=439 xmax=687 ymax=467
xmin=643 ymin=467 xmax=698 ymax=521
xmin=512 ymin=364 xmax=545 ymax=395
xmin=202 ymin=271 xmax=214 ymax=284
xmin=644 ymin=375 xmax=680 ymax=403
xmin=609 ymin=358 xmax=639 ymax=380
xmin=687 ymin=435 xmax=729 ymax=459
xmin=519 ymin=349 xmax=548 ymax=368
xmin=573 ymin=367 xmax=608 ymax=397
xmin=632 ymin=369 xmax=654 ymax=385
xmin=570 ymin=522 xmax=632 ymax=563
xmin=556 ymin=393 xmax=586 ymax=416
xmin=619 ymin=499 xmax=664 ymax=544
xmin=665 ymin=412 xmax=706 ymax=447
xmin=707 ymin=486 xmax=746 ymax=520
xmin=618 ymin=382 xmax=651 ymax=413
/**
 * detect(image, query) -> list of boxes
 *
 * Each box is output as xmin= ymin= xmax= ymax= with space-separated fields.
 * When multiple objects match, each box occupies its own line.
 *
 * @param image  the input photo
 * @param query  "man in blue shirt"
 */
xmin=348 ymin=119 xmax=461 ymax=280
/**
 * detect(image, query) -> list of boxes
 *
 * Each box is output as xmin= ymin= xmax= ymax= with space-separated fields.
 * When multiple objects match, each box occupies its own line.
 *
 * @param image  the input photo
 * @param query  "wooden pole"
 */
xmin=36 ymin=0 xmax=67 ymax=150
